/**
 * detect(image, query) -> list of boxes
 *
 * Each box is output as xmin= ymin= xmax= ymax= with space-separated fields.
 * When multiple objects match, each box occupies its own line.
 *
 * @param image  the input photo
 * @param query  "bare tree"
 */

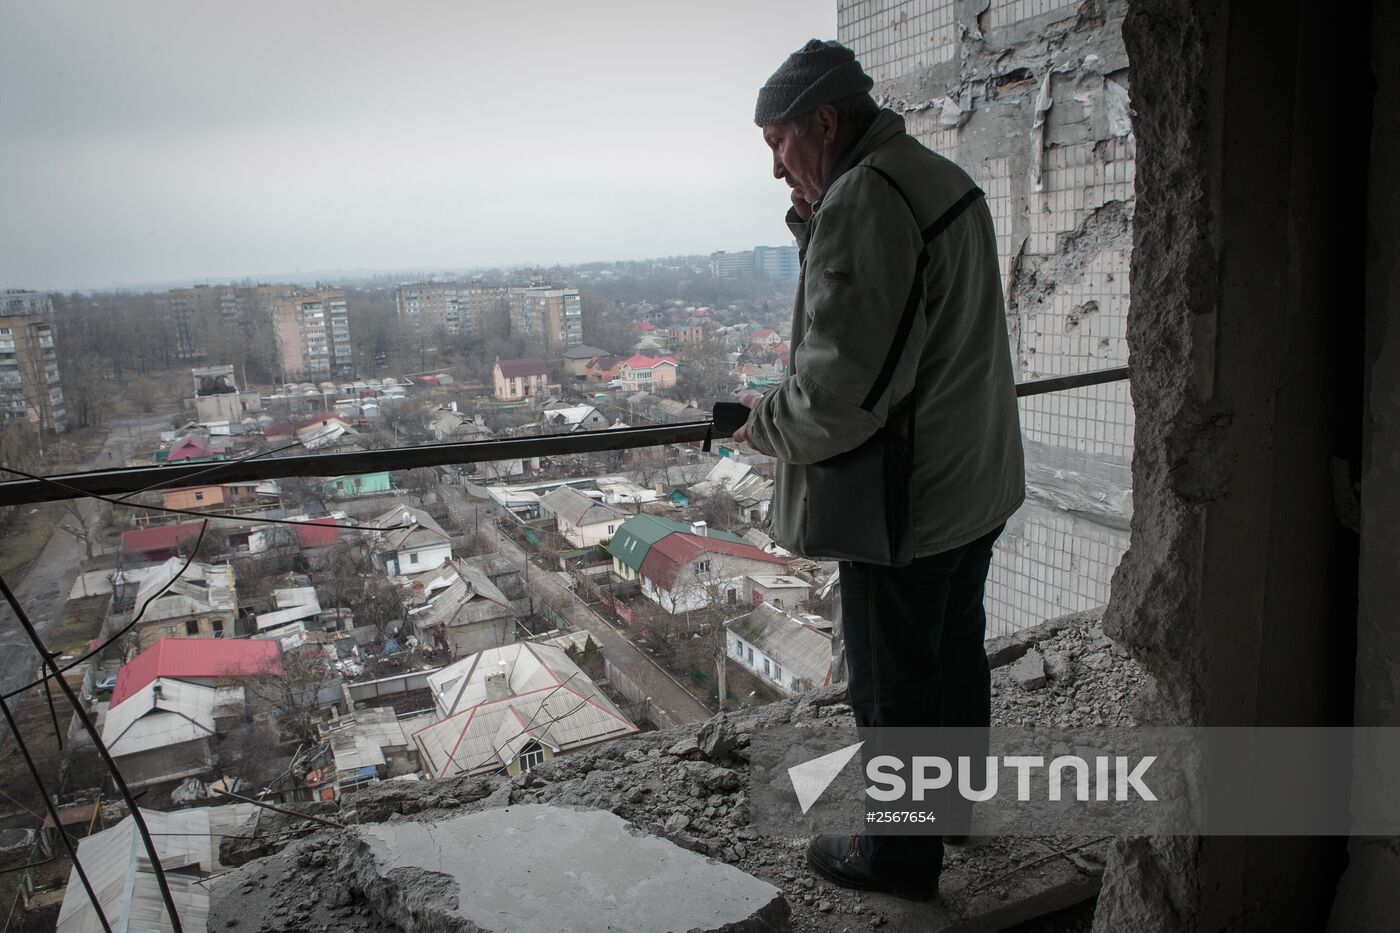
xmin=395 ymin=467 xmax=436 ymax=506
xmin=124 ymin=375 xmax=159 ymax=413
xmin=245 ymin=647 xmax=333 ymax=745
xmin=695 ymin=489 xmax=741 ymax=532
xmin=56 ymin=500 xmax=104 ymax=561
xmin=315 ymin=539 xmax=404 ymax=636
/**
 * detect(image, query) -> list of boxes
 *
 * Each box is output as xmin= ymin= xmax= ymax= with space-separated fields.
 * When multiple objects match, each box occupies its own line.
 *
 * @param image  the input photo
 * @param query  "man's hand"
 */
xmin=790 ymin=188 xmax=813 ymax=221
xmin=732 ymin=390 xmax=763 ymax=447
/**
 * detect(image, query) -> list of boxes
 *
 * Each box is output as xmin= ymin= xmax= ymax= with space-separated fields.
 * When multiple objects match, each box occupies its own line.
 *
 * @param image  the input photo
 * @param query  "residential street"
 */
xmin=437 ymin=485 xmax=713 ymax=728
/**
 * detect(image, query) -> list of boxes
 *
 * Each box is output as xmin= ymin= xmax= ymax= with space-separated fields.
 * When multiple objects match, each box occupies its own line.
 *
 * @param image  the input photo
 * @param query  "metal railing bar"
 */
xmin=0 ymin=367 xmax=1129 ymax=507
xmin=1014 ymin=365 xmax=1130 ymax=398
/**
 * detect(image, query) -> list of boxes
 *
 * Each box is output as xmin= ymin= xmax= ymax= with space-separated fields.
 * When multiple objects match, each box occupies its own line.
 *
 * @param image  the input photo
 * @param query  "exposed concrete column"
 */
xmin=1098 ymin=0 xmax=1366 ymax=929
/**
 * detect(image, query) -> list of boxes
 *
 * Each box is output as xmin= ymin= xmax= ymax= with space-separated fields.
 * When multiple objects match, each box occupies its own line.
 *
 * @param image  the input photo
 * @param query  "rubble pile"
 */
xmin=211 ymin=613 xmax=1140 ymax=932
xmin=988 ymin=610 xmax=1146 ymax=729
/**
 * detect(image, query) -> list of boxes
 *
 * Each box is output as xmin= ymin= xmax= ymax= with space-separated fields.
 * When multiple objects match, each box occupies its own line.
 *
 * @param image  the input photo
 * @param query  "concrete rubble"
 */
xmin=210 ymin=611 xmax=1141 ymax=932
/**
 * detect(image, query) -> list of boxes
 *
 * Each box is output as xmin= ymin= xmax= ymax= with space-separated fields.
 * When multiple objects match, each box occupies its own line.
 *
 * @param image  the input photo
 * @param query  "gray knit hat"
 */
xmin=754 ymin=39 xmax=874 ymax=126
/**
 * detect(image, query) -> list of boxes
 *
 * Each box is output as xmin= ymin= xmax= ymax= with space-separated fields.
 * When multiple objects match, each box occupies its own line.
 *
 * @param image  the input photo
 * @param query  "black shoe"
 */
xmin=805 ymin=834 xmax=938 ymax=901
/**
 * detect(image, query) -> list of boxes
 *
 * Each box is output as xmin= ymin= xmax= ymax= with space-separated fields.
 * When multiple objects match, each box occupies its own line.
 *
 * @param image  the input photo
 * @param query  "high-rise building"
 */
xmin=508 ymin=286 xmax=583 ymax=355
xmin=711 ymin=246 xmax=799 ymax=280
xmin=709 ymin=250 xmax=755 ymax=279
xmin=0 ymin=291 xmax=66 ymax=432
xmin=754 ymin=245 xmax=801 ymax=280
xmin=397 ymin=282 xmax=508 ymax=343
xmin=273 ymin=290 xmax=353 ymax=381
xmin=159 ymin=284 xmax=286 ymax=368
xmin=160 ymin=286 xmax=214 ymax=359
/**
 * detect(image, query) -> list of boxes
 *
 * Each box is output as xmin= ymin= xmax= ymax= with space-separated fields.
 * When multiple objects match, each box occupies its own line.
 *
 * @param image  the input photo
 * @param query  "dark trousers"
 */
xmin=838 ymin=523 xmax=1004 ymax=876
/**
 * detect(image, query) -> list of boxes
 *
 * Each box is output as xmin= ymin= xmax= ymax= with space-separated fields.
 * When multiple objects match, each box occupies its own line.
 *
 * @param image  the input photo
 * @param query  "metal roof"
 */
xmin=56 ymin=804 xmax=256 ymax=933
xmin=604 ymin=513 xmax=746 ymax=574
xmin=111 ymin=638 xmax=279 ymax=707
xmin=102 ymin=678 xmax=224 ymax=757
xmin=413 ymin=643 xmax=636 ymax=778
xmin=366 ymin=501 xmax=451 ymax=554
xmin=539 ymin=486 xmax=624 ymax=530
xmin=640 ymin=534 xmax=786 ymax=591
xmin=328 ymin=708 xmax=410 ymax=774
xmin=120 ymin=522 xmax=206 ymax=556
xmin=726 ymin=604 xmax=833 ymax=690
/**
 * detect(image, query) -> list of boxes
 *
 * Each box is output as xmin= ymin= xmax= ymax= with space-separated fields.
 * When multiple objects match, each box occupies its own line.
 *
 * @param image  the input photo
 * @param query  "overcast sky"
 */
xmin=1 ymin=1 xmax=835 ymax=291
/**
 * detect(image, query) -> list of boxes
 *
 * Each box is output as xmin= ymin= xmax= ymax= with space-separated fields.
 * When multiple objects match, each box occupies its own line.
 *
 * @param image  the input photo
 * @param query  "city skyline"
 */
xmin=1 ymin=1 xmax=834 ymax=291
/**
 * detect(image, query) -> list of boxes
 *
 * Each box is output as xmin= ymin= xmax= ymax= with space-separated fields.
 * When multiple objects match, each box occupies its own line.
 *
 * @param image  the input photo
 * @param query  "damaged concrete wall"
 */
xmin=1095 ymin=0 xmax=1367 ymax=929
xmin=838 ymin=0 xmax=1135 ymax=634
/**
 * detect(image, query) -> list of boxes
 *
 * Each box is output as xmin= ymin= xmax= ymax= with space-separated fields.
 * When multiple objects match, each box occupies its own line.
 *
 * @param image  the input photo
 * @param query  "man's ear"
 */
xmin=816 ymin=104 xmax=840 ymax=145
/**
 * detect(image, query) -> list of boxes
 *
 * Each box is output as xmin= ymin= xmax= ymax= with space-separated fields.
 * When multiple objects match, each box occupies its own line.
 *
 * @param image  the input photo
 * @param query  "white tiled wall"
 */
xmin=839 ymin=0 xmax=960 ymax=84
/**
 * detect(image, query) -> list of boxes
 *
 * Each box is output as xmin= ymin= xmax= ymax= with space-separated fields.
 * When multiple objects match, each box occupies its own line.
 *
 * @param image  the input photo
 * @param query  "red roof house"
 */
xmin=166 ymin=437 xmax=226 ymax=462
xmin=110 ymin=637 xmax=281 ymax=707
xmin=120 ymin=521 xmax=207 ymax=562
xmin=640 ymin=534 xmax=785 ymax=592
xmin=616 ymin=354 xmax=679 ymax=390
xmin=296 ymin=413 xmax=351 ymax=433
xmin=495 ymin=358 xmax=549 ymax=379
xmin=293 ymin=516 xmax=341 ymax=549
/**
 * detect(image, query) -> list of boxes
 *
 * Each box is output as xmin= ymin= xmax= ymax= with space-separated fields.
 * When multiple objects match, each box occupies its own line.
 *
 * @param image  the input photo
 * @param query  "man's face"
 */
xmin=763 ymin=119 xmax=828 ymax=207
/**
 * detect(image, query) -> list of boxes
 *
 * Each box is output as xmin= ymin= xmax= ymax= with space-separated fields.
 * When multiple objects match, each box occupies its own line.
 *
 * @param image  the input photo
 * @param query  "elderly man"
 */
xmin=735 ymin=40 xmax=1025 ymax=898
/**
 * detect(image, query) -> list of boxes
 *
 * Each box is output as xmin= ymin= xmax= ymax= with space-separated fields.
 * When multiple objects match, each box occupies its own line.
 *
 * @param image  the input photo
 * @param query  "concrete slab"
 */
xmin=357 ymin=804 xmax=790 ymax=932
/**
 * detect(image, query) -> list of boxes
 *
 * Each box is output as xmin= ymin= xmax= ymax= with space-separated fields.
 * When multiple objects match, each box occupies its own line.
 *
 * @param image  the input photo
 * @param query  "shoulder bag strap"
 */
xmin=855 ymin=163 xmax=984 ymax=413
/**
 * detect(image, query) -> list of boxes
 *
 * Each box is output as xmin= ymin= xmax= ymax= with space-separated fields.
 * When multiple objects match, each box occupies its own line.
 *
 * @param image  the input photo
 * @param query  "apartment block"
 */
xmin=710 ymin=246 xmax=799 ymax=281
xmin=160 ymin=284 xmax=285 ymax=363
xmin=0 ymin=291 xmax=66 ymax=432
xmin=396 ymin=282 xmax=505 ymax=342
xmin=709 ymin=250 xmax=755 ymax=279
xmin=754 ymin=245 xmax=800 ymax=280
xmin=273 ymin=290 xmax=354 ymax=381
xmin=507 ymin=286 xmax=583 ymax=355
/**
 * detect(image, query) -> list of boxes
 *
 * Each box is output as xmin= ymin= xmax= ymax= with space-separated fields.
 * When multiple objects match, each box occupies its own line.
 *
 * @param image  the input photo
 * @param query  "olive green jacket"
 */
xmin=745 ymin=110 xmax=1024 ymax=560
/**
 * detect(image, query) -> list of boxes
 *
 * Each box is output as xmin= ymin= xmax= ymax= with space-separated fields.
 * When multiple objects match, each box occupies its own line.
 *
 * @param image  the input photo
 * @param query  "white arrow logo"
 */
xmin=787 ymin=741 xmax=864 ymax=814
